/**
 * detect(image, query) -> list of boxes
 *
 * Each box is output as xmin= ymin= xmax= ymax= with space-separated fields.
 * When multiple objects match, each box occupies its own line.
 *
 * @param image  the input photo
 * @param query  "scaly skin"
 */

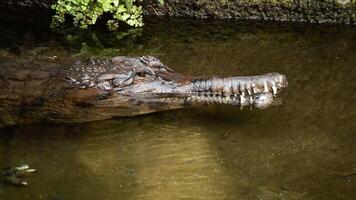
xmin=0 ymin=56 xmax=287 ymax=126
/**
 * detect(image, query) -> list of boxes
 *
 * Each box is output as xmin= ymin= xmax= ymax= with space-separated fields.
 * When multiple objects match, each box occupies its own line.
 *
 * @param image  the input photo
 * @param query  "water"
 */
xmin=0 ymin=19 xmax=355 ymax=200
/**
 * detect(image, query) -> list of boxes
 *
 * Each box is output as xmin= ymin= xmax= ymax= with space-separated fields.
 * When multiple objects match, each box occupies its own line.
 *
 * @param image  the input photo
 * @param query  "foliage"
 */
xmin=64 ymin=28 xmax=144 ymax=57
xmin=51 ymin=0 xmax=164 ymax=30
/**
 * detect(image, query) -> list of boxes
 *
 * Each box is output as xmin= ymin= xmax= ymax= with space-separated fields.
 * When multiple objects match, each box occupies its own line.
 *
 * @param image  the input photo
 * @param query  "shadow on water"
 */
xmin=0 ymin=19 xmax=355 ymax=199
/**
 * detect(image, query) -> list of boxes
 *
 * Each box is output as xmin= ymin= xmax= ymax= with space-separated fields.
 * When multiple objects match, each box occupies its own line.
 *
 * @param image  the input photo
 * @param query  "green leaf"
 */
xmin=116 ymin=5 xmax=127 ymax=13
xmin=51 ymin=0 xmax=144 ymax=30
xmin=113 ymin=0 xmax=119 ymax=7
xmin=121 ymin=13 xmax=131 ymax=21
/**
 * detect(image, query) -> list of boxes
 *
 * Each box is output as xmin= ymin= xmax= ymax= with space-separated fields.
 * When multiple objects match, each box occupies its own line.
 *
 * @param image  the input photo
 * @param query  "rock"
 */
xmin=143 ymin=0 xmax=356 ymax=25
xmin=0 ymin=0 xmax=355 ymax=25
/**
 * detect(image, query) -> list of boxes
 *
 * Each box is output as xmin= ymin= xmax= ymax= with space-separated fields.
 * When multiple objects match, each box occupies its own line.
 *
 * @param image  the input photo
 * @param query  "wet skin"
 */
xmin=0 ymin=56 xmax=287 ymax=126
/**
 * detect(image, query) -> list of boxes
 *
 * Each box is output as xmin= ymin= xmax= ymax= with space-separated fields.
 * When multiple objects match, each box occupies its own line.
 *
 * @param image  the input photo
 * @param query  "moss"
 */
xmin=145 ymin=0 xmax=356 ymax=24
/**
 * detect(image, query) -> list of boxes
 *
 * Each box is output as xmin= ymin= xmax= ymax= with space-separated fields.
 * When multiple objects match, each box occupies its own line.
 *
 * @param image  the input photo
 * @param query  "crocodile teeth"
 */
xmin=212 ymin=96 xmax=217 ymax=103
xmin=222 ymin=97 xmax=228 ymax=104
xmin=264 ymin=81 xmax=269 ymax=92
xmin=247 ymin=88 xmax=252 ymax=95
xmin=249 ymin=96 xmax=253 ymax=104
xmin=240 ymin=95 xmax=246 ymax=104
xmin=218 ymin=96 xmax=223 ymax=104
xmin=272 ymin=85 xmax=277 ymax=96
xmin=239 ymin=84 xmax=245 ymax=96
xmin=252 ymin=83 xmax=258 ymax=93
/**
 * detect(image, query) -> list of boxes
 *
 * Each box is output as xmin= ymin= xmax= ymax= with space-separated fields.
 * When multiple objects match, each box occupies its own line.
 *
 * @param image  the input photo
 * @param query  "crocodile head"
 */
xmin=64 ymin=56 xmax=287 ymax=119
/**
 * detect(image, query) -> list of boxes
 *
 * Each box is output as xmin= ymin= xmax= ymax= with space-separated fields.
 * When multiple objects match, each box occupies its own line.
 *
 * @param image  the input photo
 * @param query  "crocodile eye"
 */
xmin=136 ymin=71 xmax=148 ymax=77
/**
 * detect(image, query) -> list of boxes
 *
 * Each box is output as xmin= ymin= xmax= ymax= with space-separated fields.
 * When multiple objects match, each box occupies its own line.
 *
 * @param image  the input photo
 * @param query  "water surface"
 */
xmin=0 ymin=20 xmax=355 ymax=200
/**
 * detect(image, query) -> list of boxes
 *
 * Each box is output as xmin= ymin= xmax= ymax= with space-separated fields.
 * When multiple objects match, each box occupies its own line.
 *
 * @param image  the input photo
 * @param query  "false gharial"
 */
xmin=0 ymin=56 xmax=287 ymax=126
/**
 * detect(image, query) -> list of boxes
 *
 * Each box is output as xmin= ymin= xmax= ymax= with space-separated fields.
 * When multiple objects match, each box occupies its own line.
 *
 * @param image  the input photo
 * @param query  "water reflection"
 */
xmin=76 ymin=124 xmax=234 ymax=199
xmin=0 ymin=20 xmax=355 ymax=200
xmin=0 ymin=117 xmax=235 ymax=199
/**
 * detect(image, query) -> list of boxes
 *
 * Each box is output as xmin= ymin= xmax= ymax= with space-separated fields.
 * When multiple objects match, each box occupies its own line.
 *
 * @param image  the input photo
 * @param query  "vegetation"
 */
xmin=65 ymin=28 xmax=144 ymax=57
xmin=51 ymin=0 xmax=164 ymax=30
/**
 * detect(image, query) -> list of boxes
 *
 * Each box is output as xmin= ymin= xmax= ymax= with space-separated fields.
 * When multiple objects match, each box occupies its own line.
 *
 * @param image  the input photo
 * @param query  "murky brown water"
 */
xmin=0 ymin=20 xmax=355 ymax=200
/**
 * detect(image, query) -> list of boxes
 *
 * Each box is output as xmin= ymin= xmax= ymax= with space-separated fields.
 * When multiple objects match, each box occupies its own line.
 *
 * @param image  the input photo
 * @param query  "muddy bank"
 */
xmin=0 ymin=0 xmax=355 ymax=25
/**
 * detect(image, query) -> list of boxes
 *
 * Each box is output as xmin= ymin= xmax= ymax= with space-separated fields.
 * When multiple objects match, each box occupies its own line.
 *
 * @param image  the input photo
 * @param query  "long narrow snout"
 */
xmin=191 ymin=73 xmax=287 ymax=96
xmin=173 ymin=73 xmax=287 ymax=109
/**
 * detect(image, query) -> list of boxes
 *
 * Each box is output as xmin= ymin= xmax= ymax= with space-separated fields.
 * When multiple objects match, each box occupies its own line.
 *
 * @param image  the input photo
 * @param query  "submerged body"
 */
xmin=0 ymin=56 xmax=287 ymax=126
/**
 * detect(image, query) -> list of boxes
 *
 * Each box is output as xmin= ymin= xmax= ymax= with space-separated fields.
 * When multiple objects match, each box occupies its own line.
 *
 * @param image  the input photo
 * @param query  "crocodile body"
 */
xmin=0 ymin=56 xmax=287 ymax=126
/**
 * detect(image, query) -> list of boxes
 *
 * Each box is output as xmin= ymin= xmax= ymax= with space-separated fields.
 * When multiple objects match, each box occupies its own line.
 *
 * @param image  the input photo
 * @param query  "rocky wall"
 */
xmin=143 ymin=0 xmax=356 ymax=24
xmin=0 ymin=0 xmax=355 ymax=25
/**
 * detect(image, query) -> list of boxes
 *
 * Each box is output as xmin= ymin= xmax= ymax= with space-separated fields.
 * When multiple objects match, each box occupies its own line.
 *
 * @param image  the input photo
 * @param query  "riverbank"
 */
xmin=0 ymin=0 xmax=355 ymax=25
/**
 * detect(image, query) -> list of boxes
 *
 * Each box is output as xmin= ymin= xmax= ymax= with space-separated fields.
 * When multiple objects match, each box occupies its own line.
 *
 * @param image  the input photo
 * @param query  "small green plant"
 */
xmin=51 ymin=0 xmax=163 ymax=30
